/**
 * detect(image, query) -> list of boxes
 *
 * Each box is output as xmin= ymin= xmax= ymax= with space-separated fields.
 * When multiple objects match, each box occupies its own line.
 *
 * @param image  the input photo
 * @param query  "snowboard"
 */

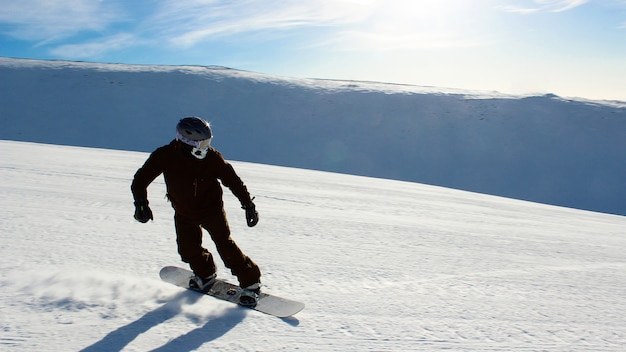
xmin=159 ymin=266 xmax=305 ymax=318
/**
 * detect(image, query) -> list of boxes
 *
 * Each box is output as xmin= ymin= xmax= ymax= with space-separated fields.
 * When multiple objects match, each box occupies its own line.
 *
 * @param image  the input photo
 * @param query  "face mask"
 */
xmin=191 ymin=147 xmax=209 ymax=159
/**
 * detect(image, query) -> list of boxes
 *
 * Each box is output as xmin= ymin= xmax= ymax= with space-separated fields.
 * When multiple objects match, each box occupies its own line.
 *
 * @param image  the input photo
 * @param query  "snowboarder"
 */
xmin=131 ymin=116 xmax=261 ymax=306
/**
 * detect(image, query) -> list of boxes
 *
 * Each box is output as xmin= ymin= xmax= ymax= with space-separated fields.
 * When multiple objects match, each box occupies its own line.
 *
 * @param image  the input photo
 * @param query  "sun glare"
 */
xmin=335 ymin=0 xmax=471 ymax=25
xmin=335 ymin=0 xmax=482 ymax=51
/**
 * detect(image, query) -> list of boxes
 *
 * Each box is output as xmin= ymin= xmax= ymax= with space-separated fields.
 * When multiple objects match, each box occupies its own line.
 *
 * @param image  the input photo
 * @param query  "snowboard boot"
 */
xmin=239 ymin=283 xmax=261 ymax=307
xmin=189 ymin=273 xmax=217 ymax=292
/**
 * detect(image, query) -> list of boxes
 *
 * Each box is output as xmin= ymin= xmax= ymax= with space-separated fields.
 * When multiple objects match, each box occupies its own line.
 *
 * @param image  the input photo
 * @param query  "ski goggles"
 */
xmin=176 ymin=131 xmax=212 ymax=149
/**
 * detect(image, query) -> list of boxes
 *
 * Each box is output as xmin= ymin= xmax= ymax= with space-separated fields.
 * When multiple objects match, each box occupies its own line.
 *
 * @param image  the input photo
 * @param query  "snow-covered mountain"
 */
xmin=1 ymin=56 xmax=625 ymax=216
xmin=1 ymin=140 xmax=625 ymax=351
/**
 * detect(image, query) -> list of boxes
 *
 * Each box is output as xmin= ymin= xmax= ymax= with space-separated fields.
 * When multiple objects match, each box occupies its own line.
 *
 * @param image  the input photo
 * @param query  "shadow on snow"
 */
xmin=80 ymin=290 xmax=247 ymax=351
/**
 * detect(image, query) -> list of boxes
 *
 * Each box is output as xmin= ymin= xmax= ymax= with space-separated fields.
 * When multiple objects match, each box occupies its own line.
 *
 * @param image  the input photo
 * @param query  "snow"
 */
xmin=1 ymin=57 xmax=625 ymax=216
xmin=1 ymin=57 xmax=626 ymax=350
xmin=1 ymin=140 xmax=626 ymax=351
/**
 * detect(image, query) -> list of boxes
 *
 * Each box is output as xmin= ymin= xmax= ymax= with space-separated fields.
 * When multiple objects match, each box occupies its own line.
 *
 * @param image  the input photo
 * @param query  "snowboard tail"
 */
xmin=159 ymin=266 xmax=304 ymax=318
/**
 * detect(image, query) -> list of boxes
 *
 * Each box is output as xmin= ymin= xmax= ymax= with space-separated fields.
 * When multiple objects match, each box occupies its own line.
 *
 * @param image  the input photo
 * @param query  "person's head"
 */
xmin=176 ymin=116 xmax=213 ymax=159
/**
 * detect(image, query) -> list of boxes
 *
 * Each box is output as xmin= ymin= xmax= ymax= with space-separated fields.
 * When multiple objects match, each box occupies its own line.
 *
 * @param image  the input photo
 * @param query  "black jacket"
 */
xmin=131 ymin=140 xmax=252 ymax=220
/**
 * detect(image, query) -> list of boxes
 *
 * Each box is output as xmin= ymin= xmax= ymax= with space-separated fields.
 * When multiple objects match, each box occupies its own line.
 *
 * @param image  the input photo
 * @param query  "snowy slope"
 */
xmin=1 ymin=57 xmax=625 ymax=216
xmin=1 ymin=140 xmax=625 ymax=351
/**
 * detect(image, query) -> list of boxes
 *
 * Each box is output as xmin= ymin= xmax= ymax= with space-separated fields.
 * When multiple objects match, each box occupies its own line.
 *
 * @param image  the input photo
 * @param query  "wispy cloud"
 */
xmin=3 ymin=0 xmax=604 ymax=61
xmin=0 ymin=0 xmax=378 ymax=57
xmin=146 ymin=0 xmax=372 ymax=47
xmin=49 ymin=33 xmax=139 ymax=58
xmin=499 ymin=0 xmax=589 ymax=14
xmin=144 ymin=0 xmax=492 ymax=51
xmin=0 ymin=0 xmax=125 ymax=43
xmin=0 ymin=0 xmax=496 ymax=58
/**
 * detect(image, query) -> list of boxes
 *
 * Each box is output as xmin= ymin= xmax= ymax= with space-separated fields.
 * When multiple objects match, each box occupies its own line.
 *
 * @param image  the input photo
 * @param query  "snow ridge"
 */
xmin=1 ymin=56 xmax=625 ymax=216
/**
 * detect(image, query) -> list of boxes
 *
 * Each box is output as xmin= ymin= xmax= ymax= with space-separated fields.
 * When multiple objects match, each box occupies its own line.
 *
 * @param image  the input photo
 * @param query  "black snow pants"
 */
xmin=174 ymin=210 xmax=261 ymax=288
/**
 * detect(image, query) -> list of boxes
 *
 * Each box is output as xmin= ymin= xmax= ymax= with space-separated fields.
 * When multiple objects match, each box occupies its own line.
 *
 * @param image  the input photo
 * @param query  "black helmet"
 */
xmin=176 ymin=116 xmax=212 ymax=143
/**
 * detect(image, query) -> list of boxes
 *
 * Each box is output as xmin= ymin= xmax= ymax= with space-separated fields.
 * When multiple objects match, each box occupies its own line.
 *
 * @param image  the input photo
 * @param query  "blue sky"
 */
xmin=1 ymin=0 xmax=625 ymax=100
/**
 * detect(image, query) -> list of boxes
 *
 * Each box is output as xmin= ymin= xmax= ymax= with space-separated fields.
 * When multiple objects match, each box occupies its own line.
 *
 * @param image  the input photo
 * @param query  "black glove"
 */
xmin=134 ymin=198 xmax=153 ymax=223
xmin=243 ymin=201 xmax=259 ymax=227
